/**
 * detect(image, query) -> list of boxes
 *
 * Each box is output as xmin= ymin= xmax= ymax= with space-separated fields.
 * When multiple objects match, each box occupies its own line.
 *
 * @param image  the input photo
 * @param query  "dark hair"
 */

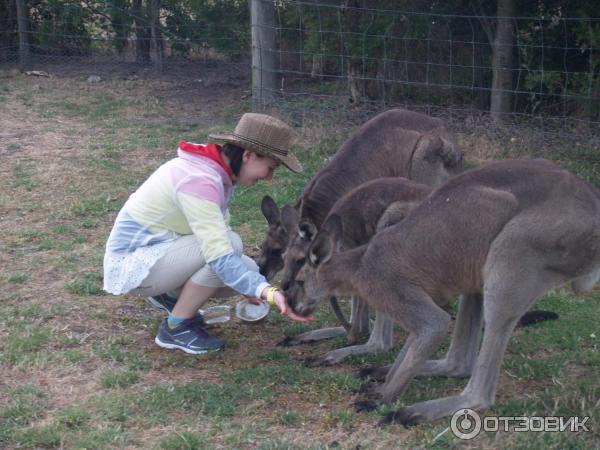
xmin=221 ymin=143 xmax=245 ymax=176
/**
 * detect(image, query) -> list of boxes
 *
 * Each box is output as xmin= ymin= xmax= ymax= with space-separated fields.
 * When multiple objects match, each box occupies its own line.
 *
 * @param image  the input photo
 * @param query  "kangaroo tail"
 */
xmin=518 ymin=310 xmax=559 ymax=328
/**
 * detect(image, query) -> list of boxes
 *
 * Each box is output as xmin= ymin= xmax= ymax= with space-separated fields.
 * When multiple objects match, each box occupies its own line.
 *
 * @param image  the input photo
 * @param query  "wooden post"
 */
xmin=149 ymin=0 xmax=163 ymax=73
xmin=15 ymin=0 xmax=30 ymax=70
xmin=250 ymin=0 xmax=277 ymax=111
xmin=490 ymin=0 xmax=516 ymax=123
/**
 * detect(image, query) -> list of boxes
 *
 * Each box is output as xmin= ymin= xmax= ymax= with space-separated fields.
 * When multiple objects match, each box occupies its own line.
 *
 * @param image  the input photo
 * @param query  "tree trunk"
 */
xmin=348 ymin=63 xmax=363 ymax=104
xmin=343 ymin=0 xmax=365 ymax=104
xmin=149 ymin=0 xmax=163 ymax=72
xmin=15 ymin=0 xmax=30 ymax=69
xmin=133 ymin=0 xmax=150 ymax=63
xmin=490 ymin=0 xmax=516 ymax=122
xmin=251 ymin=0 xmax=278 ymax=110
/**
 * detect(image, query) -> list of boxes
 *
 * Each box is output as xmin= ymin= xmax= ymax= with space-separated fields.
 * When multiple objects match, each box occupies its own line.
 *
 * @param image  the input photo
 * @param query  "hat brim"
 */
xmin=209 ymin=132 xmax=303 ymax=173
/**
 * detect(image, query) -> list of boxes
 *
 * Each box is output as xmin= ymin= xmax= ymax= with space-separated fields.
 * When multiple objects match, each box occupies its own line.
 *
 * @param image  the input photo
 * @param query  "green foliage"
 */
xmin=11 ymin=159 xmax=36 ymax=191
xmin=135 ymin=381 xmax=270 ymax=421
xmin=1 ymin=385 xmax=48 ymax=427
xmin=3 ymin=327 xmax=53 ymax=365
xmin=516 ymin=3 xmax=600 ymax=117
xmin=65 ymin=271 xmax=104 ymax=295
xmin=159 ymin=431 xmax=208 ymax=450
xmin=100 ymin=368 xmax=141 ymax=388
xmin=104 ymin=0 xmax=135 ymax=53
xmin=162 ymin=0 xmax=250 ymax=58
xmin=30 ymin=0 xmax=93 ymax=53
xmin=7 ymin=273 xmax=30 ymax=283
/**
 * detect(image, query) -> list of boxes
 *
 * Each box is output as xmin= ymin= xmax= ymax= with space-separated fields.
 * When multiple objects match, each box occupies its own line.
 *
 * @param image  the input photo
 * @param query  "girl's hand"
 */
xmin=244 ymin=295 xmax=262 ymax=305
xmin=261 ymin=287 xmax=314 ymax=322
xmin=273 ymin=290 xmax=314 ymax=322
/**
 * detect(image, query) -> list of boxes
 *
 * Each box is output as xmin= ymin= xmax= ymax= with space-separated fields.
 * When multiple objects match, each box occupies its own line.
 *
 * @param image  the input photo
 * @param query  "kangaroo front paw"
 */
xmin=276 ymin=336 xmax=298 ymax=346
xmin=354 ymin=379 xmax=380 ymax=395
xmin=378 ymin=408 xmax=425 ymax=427
xmin=354 ymin=399 xmax=379 ymax=413
xmin=303 ymin=355 xmax=338 ymax=367
xmin=358 ymin=365 xmax=389 ymax=381
xmin=303 ymin=356 xmax=327 ymax=367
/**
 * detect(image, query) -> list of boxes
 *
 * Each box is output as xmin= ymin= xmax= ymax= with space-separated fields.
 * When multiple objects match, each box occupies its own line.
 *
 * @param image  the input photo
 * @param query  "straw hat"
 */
xmin=209 ymin=113 xmax=303 ymax=173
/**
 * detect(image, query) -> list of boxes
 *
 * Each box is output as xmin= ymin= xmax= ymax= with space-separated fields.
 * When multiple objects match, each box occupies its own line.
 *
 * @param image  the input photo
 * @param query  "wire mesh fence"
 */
xmin=2 ymin=0 xmax=599 ymax=155
xmin=256 ymin=1 xmax=600 ymax=155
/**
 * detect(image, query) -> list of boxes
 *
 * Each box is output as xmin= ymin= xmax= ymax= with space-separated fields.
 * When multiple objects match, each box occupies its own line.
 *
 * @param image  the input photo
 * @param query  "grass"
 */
xmin=0 ymin=67 xmax=598 ymax=449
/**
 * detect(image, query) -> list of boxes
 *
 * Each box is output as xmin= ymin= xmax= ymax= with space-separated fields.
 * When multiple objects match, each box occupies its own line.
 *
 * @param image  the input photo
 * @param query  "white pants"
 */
xmin=130 ymin=232 xmax=258 ymax=298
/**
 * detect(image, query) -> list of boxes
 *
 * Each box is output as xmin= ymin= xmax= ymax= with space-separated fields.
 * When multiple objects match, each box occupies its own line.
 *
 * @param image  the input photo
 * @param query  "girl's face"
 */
xmin=236 ymin=151 xmax=281 ymax=186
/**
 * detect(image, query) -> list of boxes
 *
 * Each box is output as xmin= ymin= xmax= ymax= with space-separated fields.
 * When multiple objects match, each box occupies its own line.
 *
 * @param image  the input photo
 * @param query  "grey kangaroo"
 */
xmin=293 ymin=176 xmax=556 ymax=366
xmin=291 ymin=159 xmax=600 ymax=425
xmin=257 ymin=108 xmax=463 ymax=345
xmin=291 ymin=177 xmax=432 ymax=366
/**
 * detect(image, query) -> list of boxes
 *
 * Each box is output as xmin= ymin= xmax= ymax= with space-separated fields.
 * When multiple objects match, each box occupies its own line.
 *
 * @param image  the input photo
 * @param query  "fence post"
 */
xmin=250 ymin=0 xmax=277 ymax=111
xmin=490 ymin=0 xmax=516 ymax=123
xmin=150 ymin=0 xmax=163 ymax=73
xmin=15 ymin=0 xmax=30 ymax=70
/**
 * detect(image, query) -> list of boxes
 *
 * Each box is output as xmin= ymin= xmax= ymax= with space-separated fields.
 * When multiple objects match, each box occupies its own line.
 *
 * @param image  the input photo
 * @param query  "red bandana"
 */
xmin=178 ymin=141 xmax=234 ymax=180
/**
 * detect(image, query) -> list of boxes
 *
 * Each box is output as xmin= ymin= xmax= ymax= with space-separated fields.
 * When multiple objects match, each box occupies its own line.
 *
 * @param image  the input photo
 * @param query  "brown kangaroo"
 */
xmin=292 ymin=159 xmax=600 ymax=425
xmin=257 ymin=108 xmax=463 ymax=344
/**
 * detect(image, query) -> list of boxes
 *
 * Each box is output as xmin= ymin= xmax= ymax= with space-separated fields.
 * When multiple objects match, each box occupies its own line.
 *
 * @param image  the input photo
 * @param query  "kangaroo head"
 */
xmin=280 ymin=219 xmax=317 ymax=291
xmin=256 ymin=196 xmax=299 ymax=278
xmin=289 ymin=214 xmax=343 ymax=316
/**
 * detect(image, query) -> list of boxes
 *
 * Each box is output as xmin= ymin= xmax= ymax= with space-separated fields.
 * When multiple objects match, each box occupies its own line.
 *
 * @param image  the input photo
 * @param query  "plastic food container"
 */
xmin=235 ymin=300 xmax=270 ymax=324
xmin=199 ymin=305 xmax=231 ymax=324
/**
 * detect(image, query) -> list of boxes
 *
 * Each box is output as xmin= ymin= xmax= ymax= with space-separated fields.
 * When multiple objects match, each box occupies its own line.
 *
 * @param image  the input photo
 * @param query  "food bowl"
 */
xmin=235 ymin=300 xmax=270 ymax=324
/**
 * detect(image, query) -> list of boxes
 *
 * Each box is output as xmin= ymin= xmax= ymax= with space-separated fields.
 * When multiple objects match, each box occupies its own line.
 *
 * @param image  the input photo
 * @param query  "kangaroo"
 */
xmin=295 ymin=175 xmax=557 ymax=366
xmin=291 ymin=159 xmax=600 ymax=425
xmin=257 ymin=108 xmax=463 ymax=345
xmin=291 ymin=177 xmax=432 ymax=365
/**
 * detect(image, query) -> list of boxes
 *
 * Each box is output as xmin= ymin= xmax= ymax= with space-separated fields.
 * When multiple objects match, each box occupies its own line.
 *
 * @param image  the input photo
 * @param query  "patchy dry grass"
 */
xmin=0 ymin=68 xmax=598 ymax=449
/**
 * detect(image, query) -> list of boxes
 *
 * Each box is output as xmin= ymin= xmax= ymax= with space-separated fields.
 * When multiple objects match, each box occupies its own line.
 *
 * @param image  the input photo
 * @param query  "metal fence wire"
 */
xmin=2 ymin=0 xmax=599 ymax=154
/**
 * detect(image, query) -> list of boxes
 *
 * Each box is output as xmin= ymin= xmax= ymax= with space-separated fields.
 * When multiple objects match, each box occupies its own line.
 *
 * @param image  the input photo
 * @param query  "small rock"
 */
xmin=25 ymin=70 xmax=50 ymax=77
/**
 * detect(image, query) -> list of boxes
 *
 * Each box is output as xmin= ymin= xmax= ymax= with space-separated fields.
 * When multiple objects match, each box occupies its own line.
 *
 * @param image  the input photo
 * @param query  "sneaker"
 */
xmin=155 ymin=318 xmax=224 ymax=354
xmin=145 ymin=293 xmax=178 ymax=313
xmin=146 ymin=294 xmax=206 ymax=325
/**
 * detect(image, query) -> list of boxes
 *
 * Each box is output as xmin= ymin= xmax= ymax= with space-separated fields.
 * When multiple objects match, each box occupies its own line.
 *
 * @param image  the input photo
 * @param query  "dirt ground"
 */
xmin=1 ymin=62 xmax=598 ymax=449
xmin=0 ymin=66 xmax=413 ymax=449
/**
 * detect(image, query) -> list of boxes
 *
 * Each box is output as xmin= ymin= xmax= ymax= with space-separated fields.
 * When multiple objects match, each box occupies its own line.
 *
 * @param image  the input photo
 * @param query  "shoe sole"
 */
xmin=145 ymin=296 xmax=171 ymax=313
xmin=154 ymin=336 xmax=222 ymax=355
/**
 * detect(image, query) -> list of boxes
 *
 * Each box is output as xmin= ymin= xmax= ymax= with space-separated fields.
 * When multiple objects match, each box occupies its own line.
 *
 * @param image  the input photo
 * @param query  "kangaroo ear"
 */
xmin=321 ymin=214 xmax=343 ymax=247
xmin=298 ymin=219 xmax=317 ymax=241
xmin=261 ymin=195 xmax=280 ymax=225
xmin=438 ymin=135 xmax=463 ymax=169
xmin=376 ymin=201 xmax=418 ymax=232
xmin=308 ymin=231 xmax=333 ymax=267
xmin=413 ymin=134 xmax=442 ymax=163
xmin=280 ymin=205 xmax=299 ymax=234
xmin=410 ymin=132 xmax=463 ymax=185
